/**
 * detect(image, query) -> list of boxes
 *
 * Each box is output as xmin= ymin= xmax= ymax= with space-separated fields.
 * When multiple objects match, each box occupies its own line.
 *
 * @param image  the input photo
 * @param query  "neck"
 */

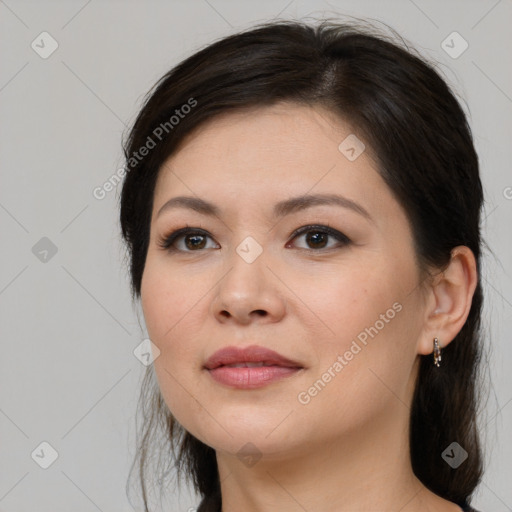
xmin=214 ymin=385 xmax=460 ymax=512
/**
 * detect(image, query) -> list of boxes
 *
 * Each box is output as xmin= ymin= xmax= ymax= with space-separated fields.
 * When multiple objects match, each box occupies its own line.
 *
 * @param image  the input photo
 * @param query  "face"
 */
xmin=141 ymin=102 xmax=428 ymax=461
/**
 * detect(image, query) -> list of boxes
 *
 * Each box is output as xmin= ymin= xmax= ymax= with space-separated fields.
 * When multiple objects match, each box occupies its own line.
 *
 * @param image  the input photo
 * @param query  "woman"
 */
xmin=120 ymin=19 xmax=486 ymax=512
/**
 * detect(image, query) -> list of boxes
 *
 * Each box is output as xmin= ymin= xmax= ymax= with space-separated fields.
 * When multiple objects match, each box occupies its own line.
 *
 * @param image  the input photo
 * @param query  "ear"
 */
xmin=417 ymin=246 xmax=478 ymax=356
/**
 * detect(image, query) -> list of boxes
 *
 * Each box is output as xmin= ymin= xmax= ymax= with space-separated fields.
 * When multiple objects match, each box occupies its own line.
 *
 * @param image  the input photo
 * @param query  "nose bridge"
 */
xmin=211 ymin=231 xmax=284 ymax=322
xmin=223 ymin=233 xmax=268 ymax=298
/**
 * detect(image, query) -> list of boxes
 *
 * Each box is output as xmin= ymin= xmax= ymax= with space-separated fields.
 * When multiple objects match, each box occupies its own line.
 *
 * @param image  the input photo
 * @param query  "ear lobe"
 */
xmin=417 ymin=246 xmax=478 ymax=356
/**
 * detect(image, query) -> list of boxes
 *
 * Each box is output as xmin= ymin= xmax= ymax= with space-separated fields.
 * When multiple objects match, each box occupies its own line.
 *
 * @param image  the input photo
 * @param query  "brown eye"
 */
xmin=157 ymin=228 xmax=219 ymax=252
xmin=288 ymin=225 xmax=351 ymax=251
xmin=304 ymin=230 xmax=329 ymax=249
xmin=184 ymin=233 xmax=207 ymax=250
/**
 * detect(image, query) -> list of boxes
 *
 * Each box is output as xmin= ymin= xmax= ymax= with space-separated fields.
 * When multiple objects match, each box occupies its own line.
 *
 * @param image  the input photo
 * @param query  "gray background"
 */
xmin=1 ymin=0 xmax=511 ymax=511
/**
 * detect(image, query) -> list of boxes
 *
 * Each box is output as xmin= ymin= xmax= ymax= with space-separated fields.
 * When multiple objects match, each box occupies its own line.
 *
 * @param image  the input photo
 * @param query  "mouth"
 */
xmin=203 ymin=345 xmax=304 ymax=389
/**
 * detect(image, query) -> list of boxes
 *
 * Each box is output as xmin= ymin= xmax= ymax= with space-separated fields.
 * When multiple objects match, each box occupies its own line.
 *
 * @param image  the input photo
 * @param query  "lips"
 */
xmin=203 ymin=345 xmax=303 ymax=370
xmin=204 ymin=345 xmax=304 ymax=389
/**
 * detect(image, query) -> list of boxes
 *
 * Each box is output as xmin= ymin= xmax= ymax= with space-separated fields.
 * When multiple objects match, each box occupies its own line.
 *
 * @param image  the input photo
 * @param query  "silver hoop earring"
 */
xmin=433 ymin=337 xmax=442 ymax=367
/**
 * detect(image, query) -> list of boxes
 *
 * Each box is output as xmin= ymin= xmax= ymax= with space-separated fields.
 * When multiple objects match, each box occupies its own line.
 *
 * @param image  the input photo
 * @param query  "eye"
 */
xmin=286 ymin=224 xmax=351 ymax=251
xmin=157 ymin=227 xmax=219 ymax=252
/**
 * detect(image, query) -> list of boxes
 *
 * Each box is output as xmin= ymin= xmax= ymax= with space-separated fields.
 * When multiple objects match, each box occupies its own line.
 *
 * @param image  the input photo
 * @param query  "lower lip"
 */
xmin=206 ymin=366 xmax=302 ymax=389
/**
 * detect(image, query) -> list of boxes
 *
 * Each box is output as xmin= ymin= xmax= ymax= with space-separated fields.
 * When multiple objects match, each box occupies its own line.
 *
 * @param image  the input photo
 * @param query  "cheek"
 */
xmin=140 ymin=254 xmax=197 ymax=345
xmin=141 ymin=270 xmax=175 ymax=344
xmin=291 ymin=262 xmax=418 ymax=411
xmin=140 ymin=262 xmax=207 ymax=420
xmin=290 ymin=262 xmax=395 ymax=348
xmin=140 ymin=253 xmax=216 ymax=356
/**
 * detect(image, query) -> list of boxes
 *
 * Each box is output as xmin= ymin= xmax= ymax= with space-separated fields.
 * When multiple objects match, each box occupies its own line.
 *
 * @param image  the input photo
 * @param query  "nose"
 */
xmin=211 ymin=246 xmax=286 ymax=325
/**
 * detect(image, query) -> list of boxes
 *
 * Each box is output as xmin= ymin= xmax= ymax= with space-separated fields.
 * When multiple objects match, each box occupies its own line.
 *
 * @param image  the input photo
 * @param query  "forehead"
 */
xmin=152 ymin=103 xmax=394 ymax=221
xmin=167 ymin=102 xmax=359 ymax=163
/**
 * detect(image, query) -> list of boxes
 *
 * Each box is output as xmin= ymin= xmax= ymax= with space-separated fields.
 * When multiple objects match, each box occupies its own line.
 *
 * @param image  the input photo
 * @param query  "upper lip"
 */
xmin=204 ymin=345 xmax=303 ymax=370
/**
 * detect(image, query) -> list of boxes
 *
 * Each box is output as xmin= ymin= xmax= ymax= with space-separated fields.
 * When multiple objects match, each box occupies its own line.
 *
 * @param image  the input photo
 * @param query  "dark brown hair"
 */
xmin=119 ymin=18 xmax=486 ymax=512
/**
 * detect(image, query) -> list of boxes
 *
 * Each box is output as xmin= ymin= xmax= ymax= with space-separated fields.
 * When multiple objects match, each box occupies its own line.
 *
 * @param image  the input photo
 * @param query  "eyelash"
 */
xmin=156 ymin=224 xmax=351 ymax=253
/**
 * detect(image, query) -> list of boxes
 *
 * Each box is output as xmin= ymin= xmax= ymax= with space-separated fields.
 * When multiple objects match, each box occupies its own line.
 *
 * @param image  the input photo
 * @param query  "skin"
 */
xmin=140 ymin=102 xmax=477 ymax=512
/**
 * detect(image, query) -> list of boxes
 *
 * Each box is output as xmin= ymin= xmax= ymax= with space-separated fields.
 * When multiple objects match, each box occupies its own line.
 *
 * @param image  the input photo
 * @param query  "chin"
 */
xmin=199 ymin=433 xmax=299 ymax=463
xmin=187 ymin=414 xmax=298 ymax=454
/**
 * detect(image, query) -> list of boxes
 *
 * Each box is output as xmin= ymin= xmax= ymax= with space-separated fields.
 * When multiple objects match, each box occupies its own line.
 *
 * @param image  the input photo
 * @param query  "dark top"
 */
xmin=197 ymin=500 xmax=479 ymax=512
xmin=197 ymin=496 xmax=482 ymax=511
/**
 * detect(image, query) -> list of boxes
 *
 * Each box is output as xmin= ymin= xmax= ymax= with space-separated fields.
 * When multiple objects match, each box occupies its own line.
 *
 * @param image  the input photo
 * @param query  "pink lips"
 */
xmin=204 ymin=345 xmax=303 ymax=389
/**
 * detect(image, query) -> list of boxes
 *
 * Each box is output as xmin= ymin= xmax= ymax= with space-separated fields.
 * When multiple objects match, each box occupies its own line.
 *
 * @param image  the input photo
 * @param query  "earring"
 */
xmin=433 ymin=337 xmax=442 ymax=367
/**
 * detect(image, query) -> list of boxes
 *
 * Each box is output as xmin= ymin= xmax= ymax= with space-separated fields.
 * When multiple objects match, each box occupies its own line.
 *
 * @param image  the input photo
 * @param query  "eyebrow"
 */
xmin=156 ymin=193 xmax=372 ymax=222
